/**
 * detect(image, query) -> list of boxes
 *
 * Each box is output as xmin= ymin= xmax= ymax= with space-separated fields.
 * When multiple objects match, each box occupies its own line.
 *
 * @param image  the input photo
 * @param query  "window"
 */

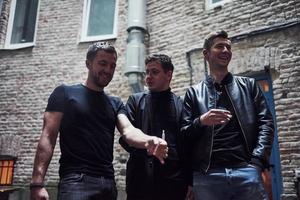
xmin=5 ymin=0 xmax=39 ymax=49
xmin=81 ymin=0 xmax=118 ymax=42
xmin=0 ymin=0 xmax=3 ymax=14
xmin=0 ymin=156 xmax=16 ymax=186
xmin=205 ymin=0 xmax=231 ymax=10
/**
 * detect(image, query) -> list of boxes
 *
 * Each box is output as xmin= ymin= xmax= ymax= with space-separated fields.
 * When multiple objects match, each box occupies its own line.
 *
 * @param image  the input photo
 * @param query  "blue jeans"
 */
xmin=57 ymin=173 xmax=117 ymax=200
xmin=193 ymin=165 xmax=268 ymax=200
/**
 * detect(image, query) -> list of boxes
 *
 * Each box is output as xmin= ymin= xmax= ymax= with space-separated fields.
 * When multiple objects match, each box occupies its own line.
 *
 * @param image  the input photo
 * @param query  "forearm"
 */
xmin=31 ymin=135 xmax=56 ymax=183
xmin=117 ymin=113 xmax=167 ymax=163
xmin=122 ymin=126 xmax=154 ymax=149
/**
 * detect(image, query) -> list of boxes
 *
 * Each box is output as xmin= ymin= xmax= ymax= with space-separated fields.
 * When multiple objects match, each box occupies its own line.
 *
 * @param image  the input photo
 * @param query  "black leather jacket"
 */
xmin=119 ymin=90 xmax=191 ymax=196
xmin=120 ymin=90 xmax=183 ymax=157
xmin=181 ymin=73 xmax=274 ymax=173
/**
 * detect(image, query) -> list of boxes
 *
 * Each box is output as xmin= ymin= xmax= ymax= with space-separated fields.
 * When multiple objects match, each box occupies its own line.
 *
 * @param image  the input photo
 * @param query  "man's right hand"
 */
xmin=30 ymin=188 xmax=49 ymax=200
xmin=200 ymin=108 xmax=232 ymax=126
xmin=146 ymin=136 xmax=168 ymax=164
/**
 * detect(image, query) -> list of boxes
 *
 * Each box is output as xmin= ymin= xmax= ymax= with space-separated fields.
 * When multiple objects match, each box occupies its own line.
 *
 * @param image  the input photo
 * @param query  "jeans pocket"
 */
xmin=60 ymin=173 xmax=84 ymax=184
xmin=247 ymin=164 xmax=261 ymax=172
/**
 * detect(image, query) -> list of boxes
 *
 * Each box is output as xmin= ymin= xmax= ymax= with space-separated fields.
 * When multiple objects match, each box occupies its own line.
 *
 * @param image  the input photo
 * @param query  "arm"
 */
xmin=181 ymin=88 xmax=207 ymax=140
xmin=31 ymin=111 xmax=63 ymax=200
xmin=181 ymin=87 xmax=231 ymax=138
xmin=251 ymin=81 xmax=274 ymax=168
xmin=118 ymin=95 xmax=137 ymax=153
xmin=116 ymin=113 xmax=168 ymax=163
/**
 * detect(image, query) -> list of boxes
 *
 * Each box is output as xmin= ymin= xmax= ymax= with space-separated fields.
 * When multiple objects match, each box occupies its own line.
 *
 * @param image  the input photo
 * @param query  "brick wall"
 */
xmin=0 ymin=0 xmax=130 ymax=193
xmin=0 ymin=0 xmax=300 ymax=199
xmin=145 ymin=1 xmax=300 ymax=199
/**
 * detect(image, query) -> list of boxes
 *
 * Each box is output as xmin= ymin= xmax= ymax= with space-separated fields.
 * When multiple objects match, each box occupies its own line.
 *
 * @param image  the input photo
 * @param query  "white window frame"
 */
xmin=205 ymin=0 xmax=231 ymax=10
xmin=81 ymin=0 xmax=118 ymax=42
xmin=4 ymin=0 xmax=40 ymax=49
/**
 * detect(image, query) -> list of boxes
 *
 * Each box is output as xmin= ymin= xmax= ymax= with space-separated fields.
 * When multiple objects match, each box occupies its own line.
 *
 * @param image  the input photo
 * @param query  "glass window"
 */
xmin=0 ymin=0 xmax=3 ymax=13
xmin=206 ymin=0 xmax=231 ymax=10
xmin=212 ymin=0 xmax=223 ymax=3
xmin=81 ymin=0 xmax=118 ymax=42
xmin=5 ymin=0 xmax=39 ymax=49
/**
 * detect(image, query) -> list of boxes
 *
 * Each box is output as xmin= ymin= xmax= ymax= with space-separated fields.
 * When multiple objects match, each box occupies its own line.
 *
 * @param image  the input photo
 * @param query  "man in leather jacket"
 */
xmin=120 ymin=54 xmax=193 ymax=200
xmin=181 ymin=30 xmax=274 ymax=200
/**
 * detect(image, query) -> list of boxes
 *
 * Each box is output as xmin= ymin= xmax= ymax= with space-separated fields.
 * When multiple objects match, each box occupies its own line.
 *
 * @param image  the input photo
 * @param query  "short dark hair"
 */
xmin=203 ymin=30 xmax=229 ymax=50
xmin=86 ymin=42 xmax=117 ymax=61
xmin=145 ymin=54 xmax=174 ymax=72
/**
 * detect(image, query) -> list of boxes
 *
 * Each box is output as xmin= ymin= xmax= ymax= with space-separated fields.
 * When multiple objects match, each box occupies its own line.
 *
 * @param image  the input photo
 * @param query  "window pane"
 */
xmin=212 ymin=0 xmax=223 ymax=3
xmin=0 ymin=0 xmax=3 ymax=13
xmin=87 ymin=0 xmax=116 ymax=36
xmin=11 ymin=0 xmax=38 ymax=44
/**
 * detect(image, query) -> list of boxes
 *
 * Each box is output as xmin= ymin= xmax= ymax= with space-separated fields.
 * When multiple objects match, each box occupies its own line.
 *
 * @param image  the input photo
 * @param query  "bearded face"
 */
xmin=86 ymin=50 xmax=117 ymax=89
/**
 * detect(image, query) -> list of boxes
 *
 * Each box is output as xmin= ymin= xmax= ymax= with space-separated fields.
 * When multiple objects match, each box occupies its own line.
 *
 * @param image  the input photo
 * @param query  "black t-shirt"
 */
xmin=210 ymin=81 xmax=249 ymax=168
xmin=46 ymin=84 xmax=126 ymax=178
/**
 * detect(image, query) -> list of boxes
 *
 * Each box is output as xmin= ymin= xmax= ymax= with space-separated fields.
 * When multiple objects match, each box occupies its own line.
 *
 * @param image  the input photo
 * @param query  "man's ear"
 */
xmin=203 ymin=49 xmax=209 ymax=61
xmin=86 ymin=60 xmax=91 ymax=69
xmin=167 ymin=70 xmax=173 ymax=82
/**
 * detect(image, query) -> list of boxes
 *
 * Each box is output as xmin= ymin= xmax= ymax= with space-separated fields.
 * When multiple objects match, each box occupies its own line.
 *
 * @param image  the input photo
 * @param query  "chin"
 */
xmin=148 ymin=87 xmax=156 ymax=91
xmin=97 ymin=82 xmax=109 ymax=88
xmin=217 ymin=63 xmax=228 ymax=69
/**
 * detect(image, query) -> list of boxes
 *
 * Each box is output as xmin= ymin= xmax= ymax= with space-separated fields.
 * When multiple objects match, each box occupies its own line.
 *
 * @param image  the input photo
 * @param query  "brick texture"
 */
xmin=0 ymin=0 xmax=299 ymax=199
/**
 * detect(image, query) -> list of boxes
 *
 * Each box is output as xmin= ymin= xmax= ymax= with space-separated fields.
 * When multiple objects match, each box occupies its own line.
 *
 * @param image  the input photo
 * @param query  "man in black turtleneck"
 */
xmin=119 ymin=54 xmax=192 ymax=200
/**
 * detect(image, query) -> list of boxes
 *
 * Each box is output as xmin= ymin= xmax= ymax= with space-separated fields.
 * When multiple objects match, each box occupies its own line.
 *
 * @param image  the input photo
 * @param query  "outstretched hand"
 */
xmin=146 ymin=136 xmax=168 ymax=164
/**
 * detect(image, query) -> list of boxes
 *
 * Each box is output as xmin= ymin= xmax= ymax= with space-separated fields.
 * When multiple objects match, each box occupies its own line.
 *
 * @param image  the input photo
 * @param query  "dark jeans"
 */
xmin=126 ymin=156 xmax=188 ymax=200
xmin=127 ymin=179 xmax=188 ymax=200
xmin=193 ymin=165 xmax=268 ymax=200
xmin=57 ymin=173 xmax=117 ymax=200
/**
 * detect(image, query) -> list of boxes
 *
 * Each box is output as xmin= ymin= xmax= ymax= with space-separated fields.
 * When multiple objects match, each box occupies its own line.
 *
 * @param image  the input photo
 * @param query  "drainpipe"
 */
xmin=124 ymin=0 xmax=147 ymax=93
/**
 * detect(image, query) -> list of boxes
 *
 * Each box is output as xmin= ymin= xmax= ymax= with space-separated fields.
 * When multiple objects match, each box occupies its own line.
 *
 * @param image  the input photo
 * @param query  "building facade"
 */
xmin=0 ymin=0 xmax=299 ymax=199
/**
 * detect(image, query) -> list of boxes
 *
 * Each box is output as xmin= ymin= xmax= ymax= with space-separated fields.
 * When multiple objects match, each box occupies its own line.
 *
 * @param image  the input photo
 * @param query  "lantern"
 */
xmin=0 ymin=155 xmax=16 ymax=185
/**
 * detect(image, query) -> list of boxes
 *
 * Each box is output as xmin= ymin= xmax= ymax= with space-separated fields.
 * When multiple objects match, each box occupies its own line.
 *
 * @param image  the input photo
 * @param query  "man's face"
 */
xmin=204 ymin=37 xmax=232 ymax=69
xmin=86 ymin=50 xmax=117 ymax=89
xmin=145 ymin=61 xmax=172 ymax=92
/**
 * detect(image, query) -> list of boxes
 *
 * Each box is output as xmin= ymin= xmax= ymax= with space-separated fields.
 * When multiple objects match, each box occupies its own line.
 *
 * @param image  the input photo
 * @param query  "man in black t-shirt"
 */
xmin=30 ymin=42 xmax=168 ymax=200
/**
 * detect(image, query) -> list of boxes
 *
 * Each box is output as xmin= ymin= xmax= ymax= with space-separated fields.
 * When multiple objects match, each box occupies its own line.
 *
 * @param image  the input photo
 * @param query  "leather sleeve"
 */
xmin=251 ymin=80 xmax=274 ymax=169
xmin=180 ymin=87 xmax=204 ymax=140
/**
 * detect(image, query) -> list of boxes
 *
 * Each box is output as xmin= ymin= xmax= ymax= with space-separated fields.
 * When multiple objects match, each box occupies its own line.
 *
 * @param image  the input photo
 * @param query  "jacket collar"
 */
xmin=205 ymin=72 xmax=233 ymax=86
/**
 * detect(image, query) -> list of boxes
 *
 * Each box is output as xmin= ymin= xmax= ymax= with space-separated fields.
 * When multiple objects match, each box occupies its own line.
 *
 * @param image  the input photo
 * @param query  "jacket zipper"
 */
xmin=205 ymin=87 xmax=216 ymax=173
xmin=224 ymin=85 xmax=250 ymax=153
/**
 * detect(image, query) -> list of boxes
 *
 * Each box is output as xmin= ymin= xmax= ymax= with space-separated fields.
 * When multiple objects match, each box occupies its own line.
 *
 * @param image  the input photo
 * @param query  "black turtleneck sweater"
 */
xmin=150 ymin=88 xmax=178 ymax=159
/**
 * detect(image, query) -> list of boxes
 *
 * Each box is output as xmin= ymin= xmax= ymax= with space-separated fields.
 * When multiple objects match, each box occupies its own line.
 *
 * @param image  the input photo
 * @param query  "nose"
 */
xmin=223 ymin=46 xmax=229 ymax=52
xmin=146 ymin=75 xmax=151 ymax=82
xmin=146 ymin=71 xmax=153 ymax=79
xmin=104 ymin=64 xmax=115 ymax=72
xmin=222 ymin=46 xmax=231 ymax=53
